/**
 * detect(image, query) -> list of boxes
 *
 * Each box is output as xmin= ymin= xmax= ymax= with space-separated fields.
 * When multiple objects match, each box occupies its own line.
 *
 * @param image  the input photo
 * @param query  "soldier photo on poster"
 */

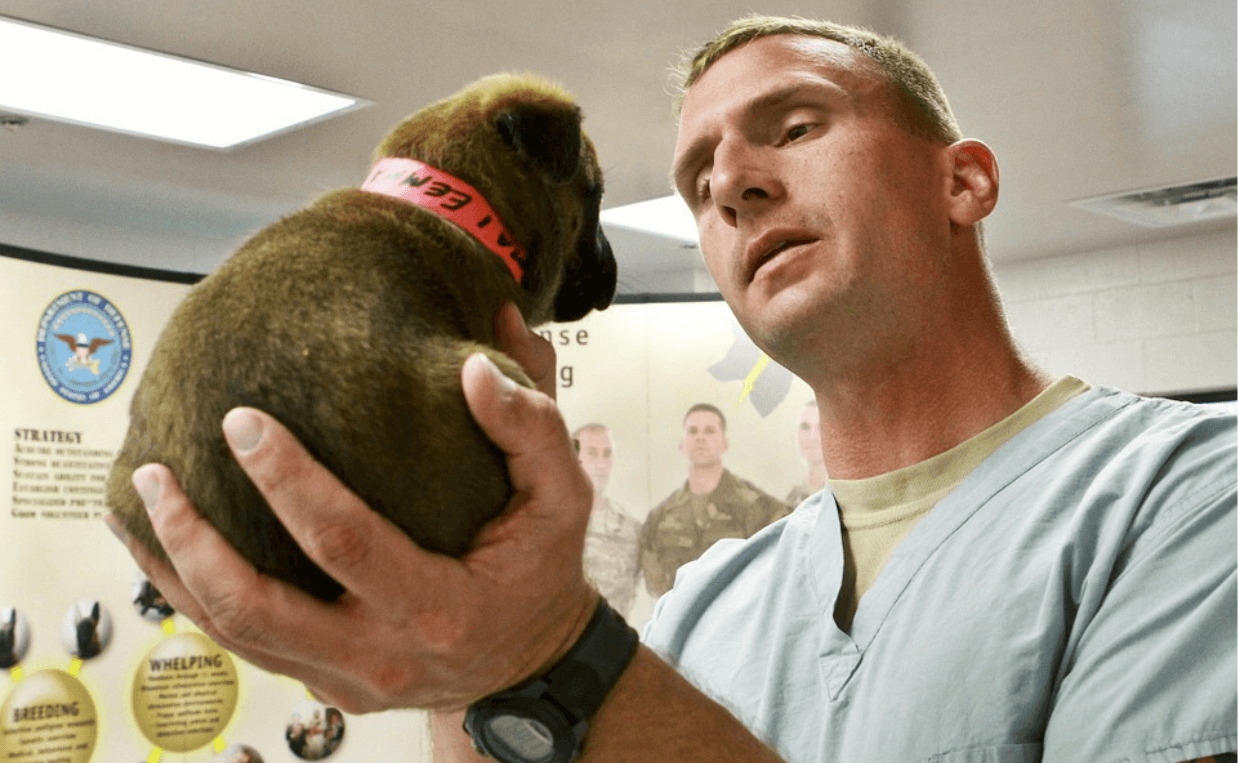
xmin=639 ymin=403 xmax=790 ymax=596
xmin=784 ymin=399 xmax=828 ymax=506
xmin=573 ymin=423 xmax=643 ymax=617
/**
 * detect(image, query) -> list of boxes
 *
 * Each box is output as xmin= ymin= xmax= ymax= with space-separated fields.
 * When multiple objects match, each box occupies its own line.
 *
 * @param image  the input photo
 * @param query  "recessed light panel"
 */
xmin=601 ymin=194 xmax=699 ymax=244
xmin=0 ymin=15 xmax=369 ymax=149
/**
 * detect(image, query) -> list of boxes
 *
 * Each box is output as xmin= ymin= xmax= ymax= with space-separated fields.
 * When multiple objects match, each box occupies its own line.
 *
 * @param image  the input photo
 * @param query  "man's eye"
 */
xmin=785 ymin=123 xmax=812 ymax=142
xmin=696 ymin=178 xmax=711 ymax=204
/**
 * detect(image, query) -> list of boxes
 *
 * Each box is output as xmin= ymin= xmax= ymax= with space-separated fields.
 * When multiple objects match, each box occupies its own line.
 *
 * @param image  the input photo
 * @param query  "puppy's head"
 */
xmin=373 ymin=73 xmax=616 ymax=324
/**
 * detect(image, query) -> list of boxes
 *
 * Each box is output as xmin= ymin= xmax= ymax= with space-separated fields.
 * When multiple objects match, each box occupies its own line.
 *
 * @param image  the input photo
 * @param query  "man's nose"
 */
xmin=710 ymin=139 xmax=784 ymax=227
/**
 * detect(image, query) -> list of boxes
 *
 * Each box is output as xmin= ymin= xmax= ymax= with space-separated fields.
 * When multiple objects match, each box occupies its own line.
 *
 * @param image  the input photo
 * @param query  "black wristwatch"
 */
xmin=464 ymin=597 xmax=639 ymax=763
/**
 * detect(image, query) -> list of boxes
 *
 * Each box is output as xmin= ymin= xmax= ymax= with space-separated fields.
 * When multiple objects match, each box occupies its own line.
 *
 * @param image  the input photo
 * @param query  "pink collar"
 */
xmin=361 ymin=157 xmax=527 ymax=282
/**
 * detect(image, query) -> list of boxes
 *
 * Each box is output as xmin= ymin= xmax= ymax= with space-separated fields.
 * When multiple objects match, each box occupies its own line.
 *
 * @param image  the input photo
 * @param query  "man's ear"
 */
xmin=946 ymin=139 xmax=999 ymax=227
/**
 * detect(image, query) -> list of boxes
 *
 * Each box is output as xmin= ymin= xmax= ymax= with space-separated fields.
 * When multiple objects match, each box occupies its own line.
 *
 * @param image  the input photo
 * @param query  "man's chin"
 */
xmin=745 ymin=299 xmax=813 ymax=351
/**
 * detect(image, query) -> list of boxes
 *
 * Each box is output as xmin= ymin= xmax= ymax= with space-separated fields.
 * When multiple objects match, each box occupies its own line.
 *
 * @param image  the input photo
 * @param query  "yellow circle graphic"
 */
xmin=0 ymin=668 xmax=98 ymax=763
xmin=132 ymin=632 xmax=239 ymax=752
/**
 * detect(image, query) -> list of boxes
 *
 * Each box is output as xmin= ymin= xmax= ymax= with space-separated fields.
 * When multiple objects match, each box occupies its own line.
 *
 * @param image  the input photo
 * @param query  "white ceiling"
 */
xmin=1 ymin=0 xmax=1234 ymax=295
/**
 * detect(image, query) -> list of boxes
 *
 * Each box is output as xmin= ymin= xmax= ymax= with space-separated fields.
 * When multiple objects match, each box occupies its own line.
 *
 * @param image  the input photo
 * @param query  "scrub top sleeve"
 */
xmin=1042 ymin=473 xmax=1237 ymax=763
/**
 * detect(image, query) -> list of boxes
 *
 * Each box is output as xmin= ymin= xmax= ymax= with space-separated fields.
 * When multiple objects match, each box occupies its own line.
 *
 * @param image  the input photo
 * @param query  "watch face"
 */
xmin=487 ymin=714 xmax=555 ymax=763
xmin=467 ymin=694 xmax=579 ymax=763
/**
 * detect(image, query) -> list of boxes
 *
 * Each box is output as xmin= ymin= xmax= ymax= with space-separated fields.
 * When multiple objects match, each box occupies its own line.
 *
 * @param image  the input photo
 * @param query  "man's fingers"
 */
xmin=133 ymin=461 xmax=367 ymax=669
xmin=220 ymin=407 xmax=454 ymax=610
xmin=495 ymin=301 xmax=558 ymax=399
xmin=461 ymin=352 xmax=593 ymax=543
xmin=104 ymin=502 xmax=208 ymax=628
xmin=125 ymin=456 xmax=468 ymax=710
xmin=461 ymin=352 xmax=567 ymax=460
xmin=133 ymin=463 xmax=291 ymax=651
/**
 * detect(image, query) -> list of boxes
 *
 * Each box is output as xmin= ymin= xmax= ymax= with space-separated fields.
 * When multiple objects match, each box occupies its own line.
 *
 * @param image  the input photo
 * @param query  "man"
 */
xmin=783 ymin=399 xmax=827 ymax=506
xmin=639 ymin=403 xmax=788 ymax=595
xmin=109 ymin=15 xmax=1235 ymax=763
xmin=574 ymin=422 xmax=642 ymax=617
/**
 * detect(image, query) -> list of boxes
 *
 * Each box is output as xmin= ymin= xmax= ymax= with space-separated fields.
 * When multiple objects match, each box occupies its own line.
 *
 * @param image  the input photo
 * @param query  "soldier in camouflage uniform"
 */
xmin=785 ymin=399 xmax=828 ymax=506
xmin=639 ymin=404 xmax=789 ymax=596
xmin=574 ymin=423 xmax=643 ymax=617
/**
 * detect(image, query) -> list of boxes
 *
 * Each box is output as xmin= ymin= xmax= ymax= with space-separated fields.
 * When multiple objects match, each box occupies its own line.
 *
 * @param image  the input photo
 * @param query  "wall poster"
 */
xmin=2 ymin=250 xmax=820 ymax=761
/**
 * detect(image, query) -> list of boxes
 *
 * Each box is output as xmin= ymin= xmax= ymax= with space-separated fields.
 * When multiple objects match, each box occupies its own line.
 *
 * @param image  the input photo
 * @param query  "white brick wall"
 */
xmin=994 ymin=229 xmax=1237 ymax=396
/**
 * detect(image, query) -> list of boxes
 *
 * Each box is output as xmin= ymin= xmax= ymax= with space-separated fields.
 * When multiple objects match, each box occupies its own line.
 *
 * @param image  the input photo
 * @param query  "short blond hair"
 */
xmin=673 ymin=15 xmax=962 ymax=144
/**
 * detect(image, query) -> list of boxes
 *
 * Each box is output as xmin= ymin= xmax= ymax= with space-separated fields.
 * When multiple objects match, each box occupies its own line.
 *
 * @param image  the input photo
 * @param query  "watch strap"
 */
xmin=537 ymin=596 xmax=638 ymax=721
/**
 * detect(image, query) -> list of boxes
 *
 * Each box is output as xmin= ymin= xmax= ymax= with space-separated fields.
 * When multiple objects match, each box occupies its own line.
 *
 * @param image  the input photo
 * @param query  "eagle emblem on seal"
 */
xmin=56 ymin=332 xmax=113 ymax=376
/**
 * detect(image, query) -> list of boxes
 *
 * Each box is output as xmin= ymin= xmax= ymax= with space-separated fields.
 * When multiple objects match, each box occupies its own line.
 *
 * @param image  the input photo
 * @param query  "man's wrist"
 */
xmin=464 ymin=597 xmax=639 ymax=762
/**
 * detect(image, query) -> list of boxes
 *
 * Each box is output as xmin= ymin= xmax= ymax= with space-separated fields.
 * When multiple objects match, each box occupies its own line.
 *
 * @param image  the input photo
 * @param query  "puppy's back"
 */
xmin=106 ymin=195 xmax=530 ymax=600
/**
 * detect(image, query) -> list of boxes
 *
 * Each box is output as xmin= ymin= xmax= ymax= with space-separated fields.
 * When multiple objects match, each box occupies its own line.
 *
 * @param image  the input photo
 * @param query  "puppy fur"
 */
xmin=105 ymin=74 xmax=616 ymax=600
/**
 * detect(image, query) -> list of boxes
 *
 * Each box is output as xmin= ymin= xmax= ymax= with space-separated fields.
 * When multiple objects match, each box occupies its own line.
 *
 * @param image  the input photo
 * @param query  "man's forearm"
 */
xmin=431 ymin=646 xmax=784 ymax=762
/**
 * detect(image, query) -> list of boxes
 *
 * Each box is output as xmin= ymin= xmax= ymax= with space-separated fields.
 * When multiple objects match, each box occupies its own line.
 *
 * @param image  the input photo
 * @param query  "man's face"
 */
xmin=796 ymin=403 xmax=823 ymax=464
xmin=673 ymin=35 xmax=955 ymax=378
xmin=680 ymin=410 xmax=727 ymax=468
xmin=576 ymin=427 xmax=614 ymax=491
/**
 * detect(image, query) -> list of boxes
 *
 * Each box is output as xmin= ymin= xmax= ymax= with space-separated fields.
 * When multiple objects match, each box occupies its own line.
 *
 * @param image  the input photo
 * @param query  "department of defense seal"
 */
xmin=35 ymin=290 xmax=132 ymax=405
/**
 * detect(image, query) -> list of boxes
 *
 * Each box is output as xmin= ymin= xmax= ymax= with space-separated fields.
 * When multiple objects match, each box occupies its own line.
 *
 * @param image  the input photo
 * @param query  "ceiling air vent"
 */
xmin=1069 ymin=176 xmax=1236 ymax=228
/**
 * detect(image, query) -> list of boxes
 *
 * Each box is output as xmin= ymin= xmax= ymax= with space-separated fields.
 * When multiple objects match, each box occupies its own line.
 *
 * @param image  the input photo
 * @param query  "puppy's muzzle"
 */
xmin=554 ymin=224 xmax=617 ymax=322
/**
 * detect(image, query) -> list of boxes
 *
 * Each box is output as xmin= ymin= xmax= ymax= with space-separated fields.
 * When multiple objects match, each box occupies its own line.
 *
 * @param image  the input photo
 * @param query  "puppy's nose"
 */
xmin=551 ymin=227 xmax=617 ymax=322
xmin=593 ymin=229 xmax=617 ymax=310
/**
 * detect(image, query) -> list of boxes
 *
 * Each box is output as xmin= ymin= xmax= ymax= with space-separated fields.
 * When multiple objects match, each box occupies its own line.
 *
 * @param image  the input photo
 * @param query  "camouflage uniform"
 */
xmin=639 ymin=470 xmax=789 ymax=596
xmin=583 ymin=498 xmax=642 ymax=617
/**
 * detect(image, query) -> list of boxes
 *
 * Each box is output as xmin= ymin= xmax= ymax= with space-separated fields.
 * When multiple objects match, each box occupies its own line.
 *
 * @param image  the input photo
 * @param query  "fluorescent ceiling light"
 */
xmin=601 ymin=193 xmax=699 ymax=244
xmin=0 ymin=15 xmax=369 ymax=149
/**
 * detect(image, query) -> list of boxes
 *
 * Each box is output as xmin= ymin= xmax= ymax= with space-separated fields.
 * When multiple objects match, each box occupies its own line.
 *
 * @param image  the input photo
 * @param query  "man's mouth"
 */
xmin=746 ymin=234 xmax=816 ymax=282
xmin=765 ymin=240 xmax=806 ymax=260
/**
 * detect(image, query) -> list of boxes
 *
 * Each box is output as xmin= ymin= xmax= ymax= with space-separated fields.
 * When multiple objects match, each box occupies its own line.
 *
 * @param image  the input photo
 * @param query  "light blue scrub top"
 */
xmin=643 ymin=387 xmax=1237 ymax=763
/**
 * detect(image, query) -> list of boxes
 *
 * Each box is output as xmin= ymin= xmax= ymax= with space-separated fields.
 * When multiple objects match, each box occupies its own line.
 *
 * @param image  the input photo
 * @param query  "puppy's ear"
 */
xmin=494 ymin=105 xmax=581 ymax=183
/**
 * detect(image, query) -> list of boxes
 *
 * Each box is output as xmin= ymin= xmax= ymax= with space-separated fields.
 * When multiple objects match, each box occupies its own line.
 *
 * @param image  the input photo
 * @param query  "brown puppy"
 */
xmin=106 ymin=74 xmax=616 ymax=601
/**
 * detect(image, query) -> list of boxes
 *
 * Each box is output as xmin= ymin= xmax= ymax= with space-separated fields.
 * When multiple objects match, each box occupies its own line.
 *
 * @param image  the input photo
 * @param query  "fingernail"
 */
xmin=132 ymin=465 xmax=163 ymax=515
xmin=480 ymin=354 xmax=518 ymax=392
xmin=223 ymin=408 xmax=263 ymax=453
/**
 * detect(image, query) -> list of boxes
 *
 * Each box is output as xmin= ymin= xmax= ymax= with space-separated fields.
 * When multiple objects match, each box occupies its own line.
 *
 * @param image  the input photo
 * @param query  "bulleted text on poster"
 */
xmin=11 ymin=428 xmax=113 ymax=520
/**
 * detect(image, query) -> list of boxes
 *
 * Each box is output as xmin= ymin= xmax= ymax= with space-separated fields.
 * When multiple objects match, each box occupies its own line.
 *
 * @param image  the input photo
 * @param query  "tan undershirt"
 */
xmin=828 ymin=376 xmax=1090 ymax=631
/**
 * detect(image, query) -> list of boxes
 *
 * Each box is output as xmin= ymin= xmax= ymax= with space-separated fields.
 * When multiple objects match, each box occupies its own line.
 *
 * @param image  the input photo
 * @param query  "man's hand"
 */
xmin=106 ymin=302 xmax=597 ymax=712
xmin=495 ymin=301 xmax=558 ymax=399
